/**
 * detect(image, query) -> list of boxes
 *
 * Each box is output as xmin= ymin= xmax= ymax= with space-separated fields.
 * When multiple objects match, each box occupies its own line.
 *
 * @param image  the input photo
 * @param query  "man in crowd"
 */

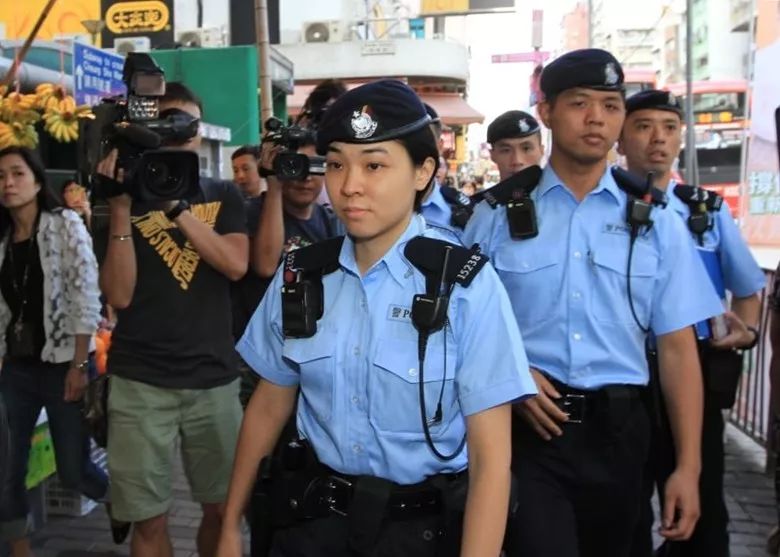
xmin=97 ymin=82 xmax=248 ymax=557
xmin=487 ymin=109 xmax=545 ymax=181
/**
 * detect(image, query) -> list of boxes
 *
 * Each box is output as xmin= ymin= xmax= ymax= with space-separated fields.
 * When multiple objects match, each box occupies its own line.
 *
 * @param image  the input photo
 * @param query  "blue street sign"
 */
xmin=72 ymin=42 xmax=127 ymax=107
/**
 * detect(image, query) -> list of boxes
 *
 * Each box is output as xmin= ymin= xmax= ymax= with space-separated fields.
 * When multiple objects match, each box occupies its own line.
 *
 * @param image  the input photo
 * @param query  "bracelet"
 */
xmin=111 ymin=234 xmax=132 ymax=241
xmin=166 ymin=200 xmax=191 ymax=221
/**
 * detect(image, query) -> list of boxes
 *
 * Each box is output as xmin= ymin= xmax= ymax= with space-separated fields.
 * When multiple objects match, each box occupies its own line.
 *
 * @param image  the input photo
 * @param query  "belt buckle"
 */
xmin=562 ymin=394 xmax=585 ymax=424
xmin=323 ymin=475 xmax=352 ymax=517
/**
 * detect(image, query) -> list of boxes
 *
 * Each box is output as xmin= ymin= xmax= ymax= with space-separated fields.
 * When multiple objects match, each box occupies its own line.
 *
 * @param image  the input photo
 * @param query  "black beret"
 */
xmin=540 ymin=48 xmax=624 ymax=99
xmin=626 ymin=89 xmax=683 ymax=117
xmin=424 ymin=103 xmax=440 ymax=123
xmin=487 ymin=110 xmax=540 ymax=144
xmin=316 ymin=80 xmax=431 ymax=155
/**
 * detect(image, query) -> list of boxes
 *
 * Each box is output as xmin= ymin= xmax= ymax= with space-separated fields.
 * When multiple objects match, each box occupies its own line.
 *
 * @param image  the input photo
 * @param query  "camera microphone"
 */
xmin=113 ymin=123 xmax=162 ymax=149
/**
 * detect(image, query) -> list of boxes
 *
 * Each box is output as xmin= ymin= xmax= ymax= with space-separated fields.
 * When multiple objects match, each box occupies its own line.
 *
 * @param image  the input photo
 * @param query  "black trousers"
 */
xmin=506 ymin=400 xmax=651 ymax=557
xmin=268 ymin=513 xmax=457 ymax=557
xmin=631 ymin=397 xmax=729 ymax=557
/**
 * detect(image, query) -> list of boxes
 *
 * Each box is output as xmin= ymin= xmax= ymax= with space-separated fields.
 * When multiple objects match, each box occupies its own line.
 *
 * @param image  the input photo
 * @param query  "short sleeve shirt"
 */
xmin=238 ymin=215 xmax=536 ymax=484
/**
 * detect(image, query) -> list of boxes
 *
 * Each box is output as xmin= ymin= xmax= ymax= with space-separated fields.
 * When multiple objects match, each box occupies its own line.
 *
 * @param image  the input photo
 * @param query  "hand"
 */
xmin=215 ymin=526 xmax=243 ymax=557
xmin=97 ymin=149 xmax=131 ymax=208
xmin=659 ymin=467 xmax=700 ymax=541
xmin=64 ymin=365 xmax=88 ymax=402
xmin=157 ymin=199 xmax=180 ymax=214
xmin=710 ymin=311 xmax=755 ymax=350
xmin=515 ymin=369 xmax=568 ymax=440
xmin=259 ymin=142 xmax=282 ymax=182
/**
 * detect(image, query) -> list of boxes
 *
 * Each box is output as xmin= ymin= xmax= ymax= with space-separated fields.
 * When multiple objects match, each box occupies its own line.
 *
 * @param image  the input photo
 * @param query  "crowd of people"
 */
xmin=0 ymin=46 xmax=775 ymax=557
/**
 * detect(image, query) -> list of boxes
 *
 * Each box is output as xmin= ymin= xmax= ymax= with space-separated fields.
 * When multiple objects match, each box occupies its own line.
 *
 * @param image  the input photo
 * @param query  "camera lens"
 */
xmin=275 ymin=153 xmax=309 ymax=181
xmin=144 ymin=160 xmax=171 ymax=193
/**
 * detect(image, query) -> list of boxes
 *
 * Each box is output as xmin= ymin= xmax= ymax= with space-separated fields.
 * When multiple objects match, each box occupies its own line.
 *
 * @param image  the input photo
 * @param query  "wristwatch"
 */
xmin=742 ymin=325 xmax=760 ymax=350
xmin=72 ymin=359 xmax=89 ymax=373
xmin=165 ymin=199 xmax=191 ymax=221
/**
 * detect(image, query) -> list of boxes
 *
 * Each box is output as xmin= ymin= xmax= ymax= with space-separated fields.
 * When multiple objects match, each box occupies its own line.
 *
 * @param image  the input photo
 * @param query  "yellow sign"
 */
xmin=105 ymin=0 xmax=170 ymax=35
xmin=0 ymin=1 xmax=100 ymax=41
xmin=421 ymin=0 xmax=469 ymax=13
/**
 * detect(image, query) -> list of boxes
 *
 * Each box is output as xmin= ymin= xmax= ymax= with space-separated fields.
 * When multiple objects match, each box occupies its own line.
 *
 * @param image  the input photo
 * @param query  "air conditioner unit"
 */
xmin=176 ymin=27 xmax=226 ymax=48
xmin=54 ymin=33 xmax=91 ymax=44
xmin=302 ymin=20 xmax=346 ymax=43
xmin=114 ymin=36 xmax=151 ymax=54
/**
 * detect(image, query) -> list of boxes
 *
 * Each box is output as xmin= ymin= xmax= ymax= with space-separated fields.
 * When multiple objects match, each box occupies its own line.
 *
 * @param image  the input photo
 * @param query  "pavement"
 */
xmin=21 ymin=423 xmax=780 ymax=557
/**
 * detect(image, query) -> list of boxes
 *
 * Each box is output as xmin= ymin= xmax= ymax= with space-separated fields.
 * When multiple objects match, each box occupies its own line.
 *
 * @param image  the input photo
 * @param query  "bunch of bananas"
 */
xmin=34 ymin=83 xmax=76 ymax=113
xmin=0 ymin=91 xmax=40 ymax=125
xmin=43 ymin=105 xmax=93 ymax=143
xmin=0 ymin=121 xmax=38 ymax=149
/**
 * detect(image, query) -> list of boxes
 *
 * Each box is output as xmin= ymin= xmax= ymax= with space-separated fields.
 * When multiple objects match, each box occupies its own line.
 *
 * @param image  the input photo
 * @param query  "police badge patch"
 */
xmin=518 ymin=119 xmax=531 ymax=133
xmin=351 ymin=106 xmax=378 ymax=139
xmin=667 ymin=92 xmax=677 ymax=106
xmin=604 ymin=63 xmax=619 ymax=86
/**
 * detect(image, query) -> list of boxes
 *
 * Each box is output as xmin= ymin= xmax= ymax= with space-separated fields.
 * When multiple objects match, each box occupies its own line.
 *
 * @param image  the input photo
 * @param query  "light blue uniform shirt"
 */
xmin=667 ymin=182 xmax=765 ymax=299
xmin=462 ymin=165 xmax=723 ymax=390
xmin=421 ymin=182 xmax=457 ymax=235
xmin=238 ymin=215 xmax=535 ymax=484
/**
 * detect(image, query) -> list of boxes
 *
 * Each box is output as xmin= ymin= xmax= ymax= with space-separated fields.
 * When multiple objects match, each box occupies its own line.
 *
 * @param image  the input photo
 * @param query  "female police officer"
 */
xmin=217 ymin=80 xmax=536 ymax=557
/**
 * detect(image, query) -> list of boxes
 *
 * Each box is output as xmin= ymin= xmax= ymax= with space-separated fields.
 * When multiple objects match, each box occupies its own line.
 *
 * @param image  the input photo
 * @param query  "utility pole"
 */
xmin=254 ymin=0 xmax=274 ymax=128
xmin=588 ymin=0 xmax=594 ymax=48
xmin=684 ymin=0 xmax=699 ymax=186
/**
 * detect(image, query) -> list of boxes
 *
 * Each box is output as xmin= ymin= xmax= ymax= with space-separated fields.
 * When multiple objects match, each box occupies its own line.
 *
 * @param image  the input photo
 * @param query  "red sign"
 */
xmin=491 ymin=51 xmax=550 ymax=64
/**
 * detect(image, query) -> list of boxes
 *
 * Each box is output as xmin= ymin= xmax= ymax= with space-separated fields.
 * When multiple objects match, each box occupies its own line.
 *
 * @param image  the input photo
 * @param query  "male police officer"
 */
xmin=619 ymin=89 xmax=765 ymax=557
xmin=487 ymin=110 xmax=545 ymax=181
xmin=463 ymin=49 xmax=723 ymax=557
xmin=420 ymin=103 xmax=473 ymax=233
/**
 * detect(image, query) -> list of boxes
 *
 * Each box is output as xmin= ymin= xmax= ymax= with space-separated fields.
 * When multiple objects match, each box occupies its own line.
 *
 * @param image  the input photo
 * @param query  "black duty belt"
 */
xmin=545 ymin=375 xmax=645 ymax=424
xmin=307 ymin=468 xmax=466 ymax=520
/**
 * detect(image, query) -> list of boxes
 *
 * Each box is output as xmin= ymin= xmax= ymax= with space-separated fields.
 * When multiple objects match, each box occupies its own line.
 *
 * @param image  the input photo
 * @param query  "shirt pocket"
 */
xmin=493 ymin=246 xmax=560 ymax=328
xmin=591 ymin=246 xmax=658 ymax=326
xmin=369 ymin=337 xmax=458 ymax=436
xmin=283 ymin=334 xmax=335 ymax=424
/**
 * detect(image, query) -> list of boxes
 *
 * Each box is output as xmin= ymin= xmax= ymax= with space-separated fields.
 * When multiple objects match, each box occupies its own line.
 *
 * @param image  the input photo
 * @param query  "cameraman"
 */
xmin=97 ymin=82 xmax=248 ymax=557
xmin=252 ymin=133 xmax=341 ymax=278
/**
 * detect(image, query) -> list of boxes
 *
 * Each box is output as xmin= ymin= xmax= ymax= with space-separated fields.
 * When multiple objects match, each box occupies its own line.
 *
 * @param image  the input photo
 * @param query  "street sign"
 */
xmin=491 ymin=51 xmax=550 ymax=64
xmin=72 ymin=42 xmax=127 ymax=107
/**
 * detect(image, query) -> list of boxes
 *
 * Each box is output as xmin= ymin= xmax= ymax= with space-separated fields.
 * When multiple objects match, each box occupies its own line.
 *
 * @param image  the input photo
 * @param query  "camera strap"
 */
xmin=281 ymin=236 xmax=344 ymax=338
xmin=673 ymin=184 xmax=722 ymax=246
xmin=482 ymin=165 xmax=543 ymax=240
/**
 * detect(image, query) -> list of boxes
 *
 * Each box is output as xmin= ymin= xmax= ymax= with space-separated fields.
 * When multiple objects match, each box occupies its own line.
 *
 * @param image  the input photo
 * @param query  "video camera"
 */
xmin=264 ymin=117 xmax=325 ymax=181
xmin=79 ymin=53 xmax=200 ymax=202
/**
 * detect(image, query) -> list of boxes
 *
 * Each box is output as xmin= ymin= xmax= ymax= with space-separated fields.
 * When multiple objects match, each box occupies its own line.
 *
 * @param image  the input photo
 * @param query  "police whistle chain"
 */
xmin=412 ymin=245 xmax=466 ymax=461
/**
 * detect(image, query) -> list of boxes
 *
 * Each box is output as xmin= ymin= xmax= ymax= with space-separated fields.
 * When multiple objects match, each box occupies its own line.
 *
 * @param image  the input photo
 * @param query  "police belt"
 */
xmin=306 ymin=466 xmax=464 ymax=520
xmin=545 ymin=375 xmax=646 ymax=424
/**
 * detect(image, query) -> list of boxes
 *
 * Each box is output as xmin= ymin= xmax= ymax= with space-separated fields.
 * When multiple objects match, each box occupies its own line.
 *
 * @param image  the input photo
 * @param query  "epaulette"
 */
xmin=673 ymin=184 xmax=723 ymax=213
xmin=284 ymin=236 xmax=345 ymax=277
xmin=611 ymin=167 xmax=668 ymax=207
xmin=482 ymin=166 xmax=543 ymax=209
xmin=439 ymin=185 xmax=472 ymax=207
xmin=404 ymin=236 xmax=487 ymax=288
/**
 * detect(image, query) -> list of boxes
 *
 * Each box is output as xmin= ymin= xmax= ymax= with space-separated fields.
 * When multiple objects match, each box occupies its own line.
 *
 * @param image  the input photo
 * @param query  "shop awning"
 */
xmin=417 ymin=92 xmax=484 ymax=126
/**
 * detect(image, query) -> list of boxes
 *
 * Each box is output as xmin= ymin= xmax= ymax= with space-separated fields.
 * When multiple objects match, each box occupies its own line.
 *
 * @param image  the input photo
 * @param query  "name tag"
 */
xmin=603 ymin=222 xmax=631 ymax=235
xmin=387 ymin=305 xmax=412 ymax=322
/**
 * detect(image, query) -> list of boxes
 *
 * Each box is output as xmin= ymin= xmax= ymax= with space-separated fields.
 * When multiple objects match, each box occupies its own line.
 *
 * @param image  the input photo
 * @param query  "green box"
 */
xmin=26 ymin=423 xmax=56 ymax=489
xmin=150 ymin=46 xmax=262 ymax=146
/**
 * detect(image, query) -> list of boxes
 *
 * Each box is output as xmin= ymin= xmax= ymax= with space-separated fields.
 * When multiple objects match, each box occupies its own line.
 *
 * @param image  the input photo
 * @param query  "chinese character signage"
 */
xmin=742 ymin=0 xmax=780 ymax=245
xmin=101 ymin=0 xmax=174 ymax=49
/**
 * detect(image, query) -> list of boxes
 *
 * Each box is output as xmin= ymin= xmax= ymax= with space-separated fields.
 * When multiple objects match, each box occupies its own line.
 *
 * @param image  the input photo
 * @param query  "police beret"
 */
xmin=540 ymin=48 xmax=624 ymax=99
xmin=316 ymin=80 xmax=431 ymax=155
xmin=487 ymin=110 xmax=540 ymax=144
xmin=626 ymin=89 xmax=683 ymax=117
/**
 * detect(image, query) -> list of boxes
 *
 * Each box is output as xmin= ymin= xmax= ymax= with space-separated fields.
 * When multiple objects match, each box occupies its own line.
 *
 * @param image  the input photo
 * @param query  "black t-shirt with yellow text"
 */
xmin=109 ymin=179 xmax=247 ymax=389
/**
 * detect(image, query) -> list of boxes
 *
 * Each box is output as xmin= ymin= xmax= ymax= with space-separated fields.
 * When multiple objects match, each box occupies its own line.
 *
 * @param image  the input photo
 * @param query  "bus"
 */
xmin=665 ymin=80 xmax=749 ymax=217
xmin=623 ymin=68 xmax=657 ymax=98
